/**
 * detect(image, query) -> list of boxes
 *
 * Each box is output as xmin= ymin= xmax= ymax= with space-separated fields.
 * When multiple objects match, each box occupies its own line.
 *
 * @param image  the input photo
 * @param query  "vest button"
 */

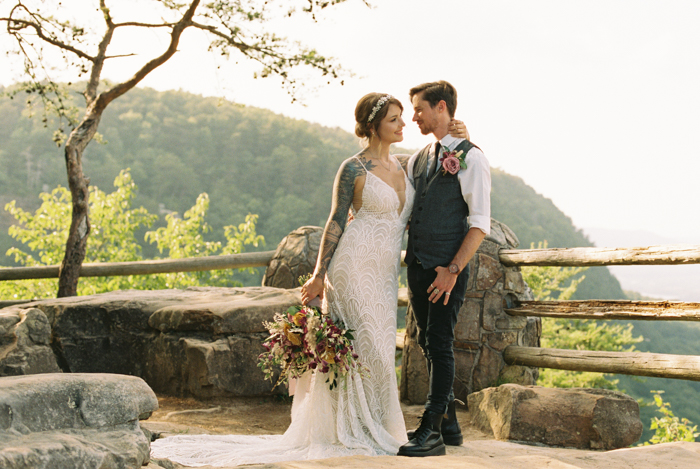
xmin=418 ymin=207 xmax=423 ymax=211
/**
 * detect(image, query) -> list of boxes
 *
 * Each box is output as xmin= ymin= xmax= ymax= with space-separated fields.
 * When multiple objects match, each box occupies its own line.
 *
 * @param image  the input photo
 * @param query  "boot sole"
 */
xmin=407 ymin=432 xmax=463 ymax=446
xmin=397 ymin=444 xmax=447 ymax=457
xmin=443 ymin=434 xmax=463 ymax=446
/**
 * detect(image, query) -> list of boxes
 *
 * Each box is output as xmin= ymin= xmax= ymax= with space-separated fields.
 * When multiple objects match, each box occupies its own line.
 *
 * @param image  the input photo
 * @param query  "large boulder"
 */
xmin=0 ymin=373 xmax=157 ymax=468
xmin=1 ymin=287 xmax=302 ymax=398
xmin=263 ymin=225 xmax=322 ymax=288
xmin=468 ymin=384 xmax=644 ymax=449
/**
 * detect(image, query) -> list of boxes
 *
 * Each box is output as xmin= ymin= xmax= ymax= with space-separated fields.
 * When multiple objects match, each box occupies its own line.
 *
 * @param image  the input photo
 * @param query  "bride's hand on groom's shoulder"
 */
xmin=301 ymin=275 xmax=324 ymax=305
xmin=448 ymin=119 xmax=469 ymax=140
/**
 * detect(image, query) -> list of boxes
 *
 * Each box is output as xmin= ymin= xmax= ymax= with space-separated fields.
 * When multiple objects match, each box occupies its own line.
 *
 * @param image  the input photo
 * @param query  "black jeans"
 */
xmin=407 ymin=259 xmax=469 ymax=415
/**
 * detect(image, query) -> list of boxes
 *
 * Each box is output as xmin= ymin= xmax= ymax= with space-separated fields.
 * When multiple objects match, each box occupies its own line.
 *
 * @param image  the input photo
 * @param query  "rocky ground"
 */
xmin=142 ymin=395 xmax=700 ymax=469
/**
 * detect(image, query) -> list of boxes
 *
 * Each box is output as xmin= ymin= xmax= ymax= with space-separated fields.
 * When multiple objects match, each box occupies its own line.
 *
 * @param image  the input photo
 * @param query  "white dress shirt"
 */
xmin=407 ymin=134 xmax=491 ymax=235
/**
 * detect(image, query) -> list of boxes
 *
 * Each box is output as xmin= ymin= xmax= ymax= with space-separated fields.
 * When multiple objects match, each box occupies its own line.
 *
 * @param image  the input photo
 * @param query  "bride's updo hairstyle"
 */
xmin=354 ymin=93 xmax=403 ymax=142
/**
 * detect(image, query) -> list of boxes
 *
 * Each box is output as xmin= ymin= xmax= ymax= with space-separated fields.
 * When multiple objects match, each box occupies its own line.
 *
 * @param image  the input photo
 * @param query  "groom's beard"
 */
xmin=416 ymin=117 xmax=438 ymax=136
xmin=416 ymin=121 xmax=434 ymax=135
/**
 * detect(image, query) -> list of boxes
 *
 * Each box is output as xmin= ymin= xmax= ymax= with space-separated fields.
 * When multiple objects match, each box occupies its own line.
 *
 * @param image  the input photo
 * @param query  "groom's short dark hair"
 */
xmin=409 ymin=81 xmax=457 ymax=118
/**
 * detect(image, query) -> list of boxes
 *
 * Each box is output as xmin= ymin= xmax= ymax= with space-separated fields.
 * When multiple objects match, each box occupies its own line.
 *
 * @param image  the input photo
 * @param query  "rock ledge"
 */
xmin=0 ymin=373 xmax=158 ymax=469
xmin=468 ymin=383 xmax=644 ymax=449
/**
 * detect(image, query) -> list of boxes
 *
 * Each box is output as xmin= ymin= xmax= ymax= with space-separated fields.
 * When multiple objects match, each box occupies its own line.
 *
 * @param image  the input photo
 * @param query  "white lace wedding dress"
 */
xmin=150 ymin=157 xmax=414 ymax=466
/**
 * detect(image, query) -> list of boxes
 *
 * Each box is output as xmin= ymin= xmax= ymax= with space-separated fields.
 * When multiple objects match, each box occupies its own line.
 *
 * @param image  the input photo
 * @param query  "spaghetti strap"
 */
xmin=389 ymin=155 xmax=404 ymax=176
xmin=354 ymin=155 xmax=367 ymax=171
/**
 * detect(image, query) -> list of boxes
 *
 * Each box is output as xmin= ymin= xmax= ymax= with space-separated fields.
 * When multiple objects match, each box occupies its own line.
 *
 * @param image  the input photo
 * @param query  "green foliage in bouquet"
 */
xmin=258 ymin=304 xmax=365 ymax=391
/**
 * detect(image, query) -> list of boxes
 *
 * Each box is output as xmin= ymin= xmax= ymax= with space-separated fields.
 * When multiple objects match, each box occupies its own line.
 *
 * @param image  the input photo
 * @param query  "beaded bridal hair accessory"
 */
xmin=367 ymin=95 xmax=392 ymax=123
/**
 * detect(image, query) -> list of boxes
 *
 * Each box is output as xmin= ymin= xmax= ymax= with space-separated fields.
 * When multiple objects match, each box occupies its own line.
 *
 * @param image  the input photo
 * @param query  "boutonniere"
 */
xmin=439 ymin=149 xmax=467 ymax=175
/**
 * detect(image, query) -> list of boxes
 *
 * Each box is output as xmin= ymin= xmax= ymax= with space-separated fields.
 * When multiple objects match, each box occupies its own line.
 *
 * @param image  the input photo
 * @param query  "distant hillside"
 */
xmin=0 ymin=85 xmax=624 ymax=299
xmin=490 ymin=169 xmax=623 ymax=299
xmin=584 ymin=228 xmax=700 ymax=302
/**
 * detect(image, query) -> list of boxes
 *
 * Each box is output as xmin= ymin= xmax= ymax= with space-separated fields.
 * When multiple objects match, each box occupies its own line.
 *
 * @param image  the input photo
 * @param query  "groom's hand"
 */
xmin=428 ymin=266 xmax=458 ymax=305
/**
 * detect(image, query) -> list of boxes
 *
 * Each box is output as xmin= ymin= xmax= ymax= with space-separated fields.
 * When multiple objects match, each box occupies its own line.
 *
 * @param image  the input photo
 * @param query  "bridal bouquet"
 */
xmin=258 ymin=304 xmax=365 ymax=391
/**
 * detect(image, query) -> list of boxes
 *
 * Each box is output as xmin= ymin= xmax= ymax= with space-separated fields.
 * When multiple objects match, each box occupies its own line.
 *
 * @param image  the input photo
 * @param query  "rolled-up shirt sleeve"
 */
xmin=459 ymin=147 xmax=491 ymax=235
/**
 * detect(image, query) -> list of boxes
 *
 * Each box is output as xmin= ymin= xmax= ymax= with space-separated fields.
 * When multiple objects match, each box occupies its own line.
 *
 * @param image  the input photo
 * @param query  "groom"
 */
xmin=399 ymin=81 xmax=491 ymax=457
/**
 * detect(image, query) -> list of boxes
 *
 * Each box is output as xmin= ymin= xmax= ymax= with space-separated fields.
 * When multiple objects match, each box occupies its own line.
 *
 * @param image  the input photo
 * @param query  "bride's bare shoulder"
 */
xmin=335 ymin=154 xmax=370 ymax=181
xmin=342 ymin=152 xmax=381 ymax=174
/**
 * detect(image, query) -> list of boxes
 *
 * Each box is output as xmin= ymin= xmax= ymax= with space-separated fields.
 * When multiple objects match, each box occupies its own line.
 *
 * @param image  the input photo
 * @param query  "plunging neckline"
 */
xmin=365 ymin=170 xmax=408 ymax=218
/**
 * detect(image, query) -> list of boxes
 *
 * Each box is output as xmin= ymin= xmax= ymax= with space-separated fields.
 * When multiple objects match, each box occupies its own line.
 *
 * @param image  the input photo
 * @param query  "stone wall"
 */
xmin=0 ymin=287 xmax=302 ymax=398
xmin=400 ymin=219 xmax=540 ymax=404
xmin=0 ymin=307 xmax=61 ymax=376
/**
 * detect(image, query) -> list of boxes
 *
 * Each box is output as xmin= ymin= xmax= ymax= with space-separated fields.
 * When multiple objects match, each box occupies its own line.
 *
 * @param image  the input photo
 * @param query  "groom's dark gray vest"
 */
xmin=405 ymin=139 xmax=476 ymax=270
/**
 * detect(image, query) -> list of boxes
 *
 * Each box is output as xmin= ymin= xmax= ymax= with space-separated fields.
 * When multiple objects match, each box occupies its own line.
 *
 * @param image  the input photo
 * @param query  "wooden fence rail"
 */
xmin=0 ymin=251 xmax=276 ymax=281
xmin=504 ymin=346 xmax=700 ymax=382
xmin=505 ymin=300 xmax=700 ymax=321
xmin=2 ymin=244 xmax=699 ymax=282
xmin=499 ymin=244 xmax=700 ymax=267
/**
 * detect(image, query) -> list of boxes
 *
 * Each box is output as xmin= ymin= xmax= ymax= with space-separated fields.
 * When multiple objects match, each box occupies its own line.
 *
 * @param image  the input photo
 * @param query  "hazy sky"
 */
xmin=2 ymin=0 xmax=699 ymax=243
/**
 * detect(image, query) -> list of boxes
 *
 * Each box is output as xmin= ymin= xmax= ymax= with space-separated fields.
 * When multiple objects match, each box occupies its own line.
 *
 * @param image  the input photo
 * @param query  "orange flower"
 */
xmin=323 ymin=347 xmax=336 ymax=364
xmin=283 ymin=323 xmax=302 ymax=346
xmin=292 ymin=312 xmax=306 ymax=326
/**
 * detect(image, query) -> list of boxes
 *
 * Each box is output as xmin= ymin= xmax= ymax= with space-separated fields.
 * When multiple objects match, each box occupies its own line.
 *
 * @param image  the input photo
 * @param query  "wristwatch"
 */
xmin=448 ymin=263 xmax=461 ymax=275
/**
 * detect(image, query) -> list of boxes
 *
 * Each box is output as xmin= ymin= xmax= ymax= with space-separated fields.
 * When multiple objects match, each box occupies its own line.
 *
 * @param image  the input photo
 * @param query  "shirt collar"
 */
xmin=439 ymin=134 xmax=465 ymax=152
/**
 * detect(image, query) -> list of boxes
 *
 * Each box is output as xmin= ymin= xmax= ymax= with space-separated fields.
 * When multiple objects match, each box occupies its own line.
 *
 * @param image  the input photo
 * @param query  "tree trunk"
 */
xmin=57 ymin=111 xmax=101 ymax=297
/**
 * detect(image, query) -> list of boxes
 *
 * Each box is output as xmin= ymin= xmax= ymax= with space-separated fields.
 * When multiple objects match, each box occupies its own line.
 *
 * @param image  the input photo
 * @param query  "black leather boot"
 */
xmin=440 ymin=399 xmax=463 ymax=446
xmin=397 ymin=410 xmax=446 ymax=457
xmin=407 ymin=400 xmax=463 ymax=446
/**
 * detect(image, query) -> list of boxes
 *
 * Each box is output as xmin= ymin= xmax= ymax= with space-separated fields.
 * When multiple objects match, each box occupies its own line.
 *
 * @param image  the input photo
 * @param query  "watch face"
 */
xmin=449 ymin=264 xmax=459 ymax=274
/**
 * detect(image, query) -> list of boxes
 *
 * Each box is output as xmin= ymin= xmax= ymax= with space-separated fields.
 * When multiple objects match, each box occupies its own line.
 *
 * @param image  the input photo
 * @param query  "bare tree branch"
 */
xmin=94 ymin=0 xmax=200 ymax=113
xmin=113 ymin=22 xmax=178 ymax=28
xmin=85 ymin=0 xmax=116 ymax=102
xmin=3 ymin=4 xmax=95 ymax=61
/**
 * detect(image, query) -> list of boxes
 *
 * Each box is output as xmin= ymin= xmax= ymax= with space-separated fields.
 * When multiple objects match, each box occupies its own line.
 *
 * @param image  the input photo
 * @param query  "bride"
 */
xmin=149 ymin=93 xmax=467 ymax=466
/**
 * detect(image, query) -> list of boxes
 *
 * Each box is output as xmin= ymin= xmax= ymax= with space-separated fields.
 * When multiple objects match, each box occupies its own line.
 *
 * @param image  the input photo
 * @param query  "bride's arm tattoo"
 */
xmin=313 ymin=158 xmax=366 ymax=277
xmin=357 ymin=154 xmax=377 ymax=172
